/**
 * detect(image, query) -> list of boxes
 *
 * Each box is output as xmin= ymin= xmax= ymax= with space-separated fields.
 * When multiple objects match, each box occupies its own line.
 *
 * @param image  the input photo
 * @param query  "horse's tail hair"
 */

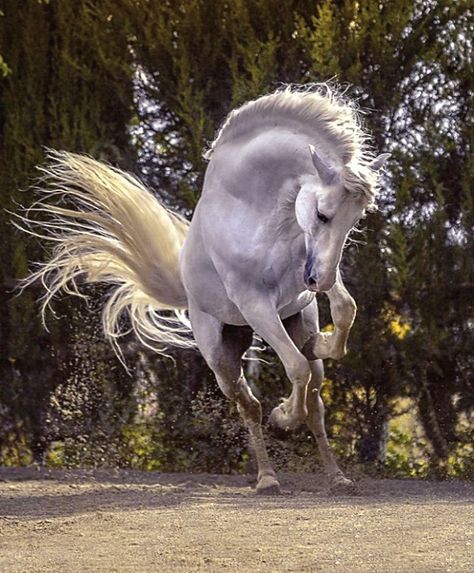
xmin=16 ymin=150 xmax=195 ymax=363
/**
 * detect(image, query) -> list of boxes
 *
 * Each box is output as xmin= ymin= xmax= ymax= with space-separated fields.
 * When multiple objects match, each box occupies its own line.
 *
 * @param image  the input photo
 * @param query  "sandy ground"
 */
xmin=0 ymin=468 xmax=472 ymax=573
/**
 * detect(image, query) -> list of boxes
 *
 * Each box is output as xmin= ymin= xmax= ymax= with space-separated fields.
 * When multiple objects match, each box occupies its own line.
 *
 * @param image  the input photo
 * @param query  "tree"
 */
xmin=0 ymin=0 xmax=136 ymax=463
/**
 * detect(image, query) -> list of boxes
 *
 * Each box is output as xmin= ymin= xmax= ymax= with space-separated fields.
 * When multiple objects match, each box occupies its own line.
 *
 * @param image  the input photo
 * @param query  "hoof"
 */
xmin=256 ymin=475 xmax=281 ymax=495
xmin=328 ymin=475 xmax=357 ymax=495
xmin=268 ymin=403 xmax=305 ymax=433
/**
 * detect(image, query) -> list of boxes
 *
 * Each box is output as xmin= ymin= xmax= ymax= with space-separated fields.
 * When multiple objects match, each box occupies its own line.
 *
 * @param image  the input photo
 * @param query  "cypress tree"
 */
xmin=0 ymin=0 xmax=135 ymax=463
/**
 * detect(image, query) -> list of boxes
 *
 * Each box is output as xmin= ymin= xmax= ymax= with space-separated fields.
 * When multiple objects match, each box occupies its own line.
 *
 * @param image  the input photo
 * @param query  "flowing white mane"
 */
xmin=205 ymin=84 xmax=380 ymax=205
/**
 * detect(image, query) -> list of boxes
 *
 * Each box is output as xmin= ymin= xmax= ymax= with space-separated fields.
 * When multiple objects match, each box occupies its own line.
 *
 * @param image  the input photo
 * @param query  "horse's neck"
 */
xmin=270 ymin=178 xmax=303 ymax=236
xmin=206 ymin=127 xmax=330 ymax=237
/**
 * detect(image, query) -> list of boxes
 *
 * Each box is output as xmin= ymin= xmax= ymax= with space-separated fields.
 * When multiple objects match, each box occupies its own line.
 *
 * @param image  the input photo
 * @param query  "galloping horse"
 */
xmin=21 ymin=85 xmax=389 ymax=494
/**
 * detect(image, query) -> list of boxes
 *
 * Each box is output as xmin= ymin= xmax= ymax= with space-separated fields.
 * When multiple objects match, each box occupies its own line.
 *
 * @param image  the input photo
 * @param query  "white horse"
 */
xmin=21 ymin=85 xmax=389 ymax=494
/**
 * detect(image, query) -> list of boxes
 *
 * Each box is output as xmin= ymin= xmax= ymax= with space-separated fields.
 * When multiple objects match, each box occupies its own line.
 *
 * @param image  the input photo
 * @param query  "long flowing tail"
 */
xmin=17 ymin=150 xmax=194 ymax=360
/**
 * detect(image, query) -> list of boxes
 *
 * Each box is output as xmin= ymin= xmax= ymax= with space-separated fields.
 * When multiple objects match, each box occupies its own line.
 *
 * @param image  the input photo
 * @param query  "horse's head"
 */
xmin=295 ymin=146 xmax=390 ymax=292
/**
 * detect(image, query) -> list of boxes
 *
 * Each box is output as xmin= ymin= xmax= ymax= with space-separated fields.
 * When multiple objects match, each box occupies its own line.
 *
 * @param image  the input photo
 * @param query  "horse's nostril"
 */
xmin=307 ymin=276 xmax=318 ymax=287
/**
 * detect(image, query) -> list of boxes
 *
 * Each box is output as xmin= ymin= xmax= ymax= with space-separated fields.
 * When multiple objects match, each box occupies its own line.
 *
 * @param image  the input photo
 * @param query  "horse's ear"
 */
xmin=308 ymin=145 xmax=335 ymax=185
xmin=369 ymin=153 xmax=391 ymax=171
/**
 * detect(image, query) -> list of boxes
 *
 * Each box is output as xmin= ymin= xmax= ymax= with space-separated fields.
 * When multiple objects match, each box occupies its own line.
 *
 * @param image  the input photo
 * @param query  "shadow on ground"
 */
xmin=1 ymin=467 xmax=472 ymax=520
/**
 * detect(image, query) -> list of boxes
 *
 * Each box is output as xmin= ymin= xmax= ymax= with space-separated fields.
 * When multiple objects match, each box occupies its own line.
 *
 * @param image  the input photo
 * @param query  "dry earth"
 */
xmin=0 ymin=467 xmax=472 ymax=573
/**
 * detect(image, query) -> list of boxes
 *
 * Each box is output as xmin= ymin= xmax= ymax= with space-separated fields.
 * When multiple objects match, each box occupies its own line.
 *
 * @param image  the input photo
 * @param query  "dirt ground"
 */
xmin=0 ymin=468 xmax=472 ymax=573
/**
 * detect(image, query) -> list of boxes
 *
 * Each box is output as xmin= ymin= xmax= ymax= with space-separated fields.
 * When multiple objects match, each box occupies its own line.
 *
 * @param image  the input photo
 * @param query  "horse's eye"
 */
xmin=317 ymin=210 xmax=329 ymax=224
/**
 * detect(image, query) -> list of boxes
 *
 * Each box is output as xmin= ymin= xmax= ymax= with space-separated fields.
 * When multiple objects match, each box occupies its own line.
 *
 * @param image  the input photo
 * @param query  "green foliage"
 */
xmin=448 ymin=442 xmax=474 ymax=481
xmin=385 ymin=428 xmax=429 ymax=478
xmin=119 ymin=424 xmax=163 ymax=471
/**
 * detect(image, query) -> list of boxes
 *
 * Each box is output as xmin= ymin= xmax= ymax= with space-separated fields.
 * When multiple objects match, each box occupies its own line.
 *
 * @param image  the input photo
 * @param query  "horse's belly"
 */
xmin=190 ymin=290 xmax=313 ymax=326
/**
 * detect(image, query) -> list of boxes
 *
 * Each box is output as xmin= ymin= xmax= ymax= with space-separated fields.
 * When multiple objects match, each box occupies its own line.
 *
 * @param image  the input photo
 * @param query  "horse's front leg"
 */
xmin=236 ymin=299 xmax=311 ymax=432
xmin=311 ymin=271 xmax=356 ymax=360
xmin=284 ymin=302 xmax=355 ymax=492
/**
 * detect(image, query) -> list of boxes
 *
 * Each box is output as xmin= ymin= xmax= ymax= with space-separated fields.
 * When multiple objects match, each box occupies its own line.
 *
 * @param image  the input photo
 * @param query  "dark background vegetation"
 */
xmin=0 ymin=0 xmax=472 ymax=478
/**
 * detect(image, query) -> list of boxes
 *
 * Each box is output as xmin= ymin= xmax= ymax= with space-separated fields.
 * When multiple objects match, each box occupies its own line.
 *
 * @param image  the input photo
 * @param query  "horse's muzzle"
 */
xmin=304 ymin=275 xmax=320 ymax=291
xmin=304 ymin=258 xmax=335 ymax=292
xmin=304 ymin=254 xmax=323 ymax=291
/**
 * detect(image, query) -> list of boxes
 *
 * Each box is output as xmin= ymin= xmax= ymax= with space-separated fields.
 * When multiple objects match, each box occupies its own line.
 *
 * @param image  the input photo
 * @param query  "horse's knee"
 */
xmin=306 ymin=387 xmax=326 ymax=433
xmin=286 ymin=356 xmax=311 ymax=386
xmin=344 ymin=296 xmax=357 ymax=325
xmin=214 ymin=366 xmax=240 ymax=400
xmin=307 ymin=362 xmax=325 ymax=410
xmin=216 ymin=373 xmax=262 ymax=423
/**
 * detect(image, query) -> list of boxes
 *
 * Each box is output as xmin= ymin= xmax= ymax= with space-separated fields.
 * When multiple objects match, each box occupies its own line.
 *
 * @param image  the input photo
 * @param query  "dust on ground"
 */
xmin=0 ymin=467 xmax=472 ymax=573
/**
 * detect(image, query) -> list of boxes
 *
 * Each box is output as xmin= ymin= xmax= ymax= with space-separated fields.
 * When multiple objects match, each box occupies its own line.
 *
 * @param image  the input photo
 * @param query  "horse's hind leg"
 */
xmin=284 ymin=301 xmax=354 ymax=492
xmin=189 ymin=304 xmax=280 ymax=494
